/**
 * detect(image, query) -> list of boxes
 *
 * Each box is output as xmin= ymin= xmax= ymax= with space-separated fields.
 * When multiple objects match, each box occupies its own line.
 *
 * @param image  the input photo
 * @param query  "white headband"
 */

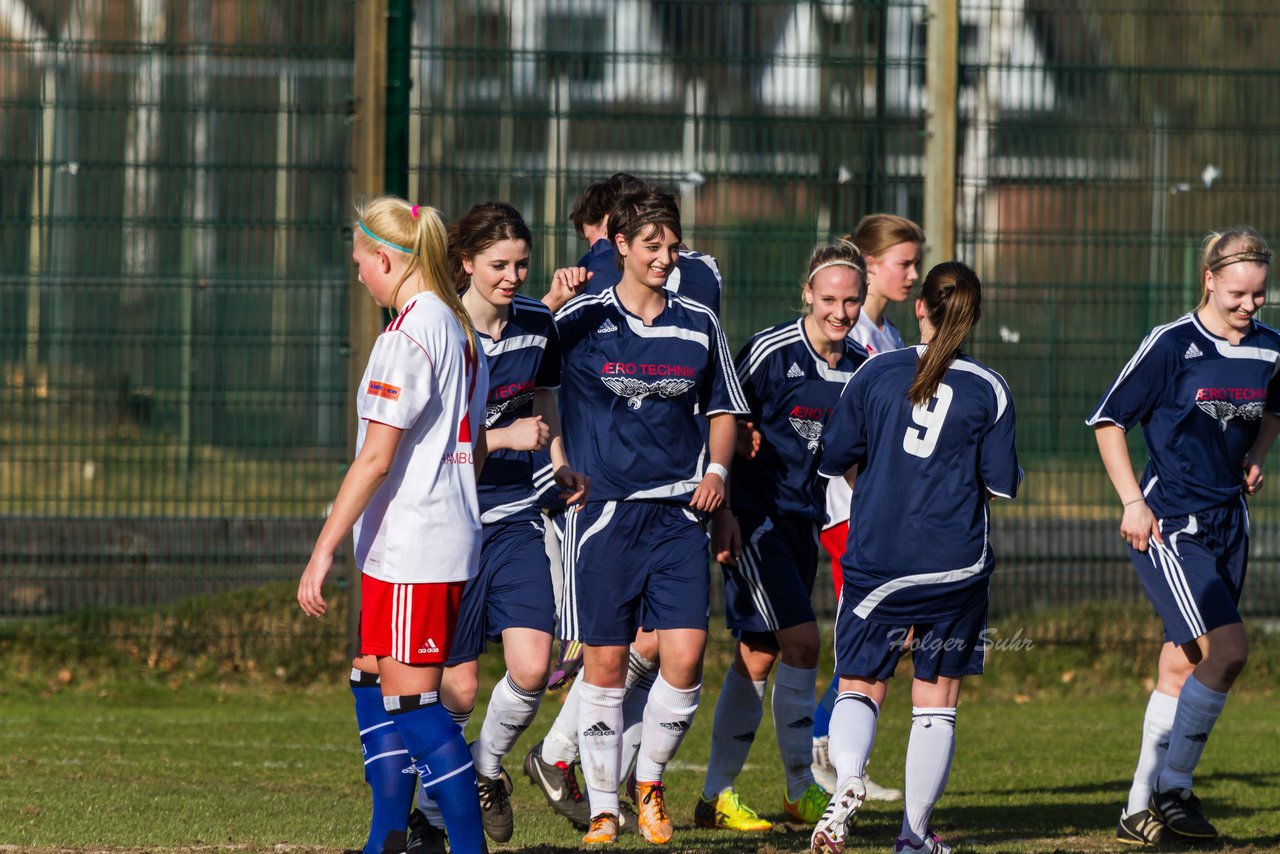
xmin=808 ymin=260 xmax=863 ymax=281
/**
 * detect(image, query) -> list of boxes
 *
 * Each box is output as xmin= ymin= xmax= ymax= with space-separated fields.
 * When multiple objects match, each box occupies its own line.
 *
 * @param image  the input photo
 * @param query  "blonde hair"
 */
xmin=845 ymin=214 xmax=925 ymax=260
xmin=801 ymin=239 xmax=866 ymax=311
xmin=910 ymin=261 xmax=982 ymax=406
xmin=1199 ymin=226 xmax=1272 ymax=309
xmin=354 ymin=195 xmax=478 ymax=360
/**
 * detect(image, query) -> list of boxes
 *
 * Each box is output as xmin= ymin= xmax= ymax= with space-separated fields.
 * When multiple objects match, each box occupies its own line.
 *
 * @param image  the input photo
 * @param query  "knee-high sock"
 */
xmin=352 ymin=673 xmax=415 ymax=854
xmin=541 ymin=675 xmax=584 ymax=766
xmin=702 ymin=667 xmax=767 ymax=799
xmin=616 ymin=648 xmax=658 ymax=785
xmin=416 ymin=703 xmax=473 ymax=820
xmin=579 ymin=681 xmax=626 ymax=817
xmin=634 ymin=673 xmax=701 ymax=783
xmin=813 ymin=677 xmax=839 ymax=740
xmin=900 ymin=707 xmax=956 ymax=847
xmin=773 ymin=663 xmax=819 ymax=799
xmin=475 ymin=673 xmax=543 ymax=778
xmin=385 ymin=693 xmax=485 ymax=854
xmin=1157 ymin=675 xmax=1227 ymax=794
xmin=829 ymin=691 xmax=879 ymax=784
xmin=1126 ymin=690 xmax=1178 ymax=815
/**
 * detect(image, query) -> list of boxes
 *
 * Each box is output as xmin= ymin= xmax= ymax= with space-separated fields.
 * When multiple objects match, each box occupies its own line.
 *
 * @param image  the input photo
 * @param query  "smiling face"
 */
xmin=616 ymin=224 xmax=680 ymax=290
xmin=865 ymin=240 xmax=921 ymax=303
xmin=805 ymin=265 xmax=864 ymax=345
xmin=462 ymin=238 xmax=530 ymax=307
xmin=1204 ymin=259 xmax=1268 ymax=336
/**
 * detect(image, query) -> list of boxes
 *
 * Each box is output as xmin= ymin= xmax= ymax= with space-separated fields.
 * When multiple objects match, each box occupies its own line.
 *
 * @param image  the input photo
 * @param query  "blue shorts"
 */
xmin=1130 ymin=499 xmax=1249 ymax=646
xmin=722 ymin=513 xmax=819 ymax=650
xmin=560 ymin=500 xmax=710 ymax=646
xmin=447 ymin=519 xmax=556 ymax=665
xmin=834 ymin=592 xmax=988 ymax=682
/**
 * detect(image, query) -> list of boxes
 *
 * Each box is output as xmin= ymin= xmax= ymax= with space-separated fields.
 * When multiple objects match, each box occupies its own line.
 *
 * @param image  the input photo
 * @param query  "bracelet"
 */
xmin=705 ymin=462 xmax=729 ymax=481
xmin=1122 ymin=496 xmax=1146 ymax=506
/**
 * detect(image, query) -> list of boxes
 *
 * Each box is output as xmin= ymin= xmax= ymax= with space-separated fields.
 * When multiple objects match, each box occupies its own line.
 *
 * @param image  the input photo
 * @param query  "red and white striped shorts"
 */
xmin=360 ymin=575 xmax=465 ymax=664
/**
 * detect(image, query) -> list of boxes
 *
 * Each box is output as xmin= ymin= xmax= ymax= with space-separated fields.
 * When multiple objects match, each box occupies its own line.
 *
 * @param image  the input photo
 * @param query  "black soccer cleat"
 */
xmin=523 ymin=738 xmax=592 ymax=829
xmin=405 ymin=809 xmax=448 ymax=854
xmin=1149 ymin=788 xmax=1218 ymax=839
xmin=1116 ymin=808 xmax=1167 ymax=846
xmin=476 ymin=765 xmax=515 ymax=842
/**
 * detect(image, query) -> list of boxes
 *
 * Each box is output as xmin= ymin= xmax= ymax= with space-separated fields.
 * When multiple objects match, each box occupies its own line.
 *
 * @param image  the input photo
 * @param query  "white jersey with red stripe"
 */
xmin=352 ymin=291 xmax=489 ymax=584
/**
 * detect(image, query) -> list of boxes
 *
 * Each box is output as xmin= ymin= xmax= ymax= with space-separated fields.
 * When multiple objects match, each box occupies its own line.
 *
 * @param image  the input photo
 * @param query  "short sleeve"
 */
xmin=535 ymin=318 xmax=562 ymax=390
xmin=358 ymin=329 xmax=435 ymax=429
xmin=554 ymin=299 xmax=597 ymax=363
xmin=1087 ymin=331 xmax=1177 ymax=430
xmin=980 ymin=385 xmax=1021 ymax=499
xmin=818 ymin=374 xmax=867 ymax=479
xmin=702 ymin=318 xmax=751 ymax=416
xmin=733 ymin=338 xmax=765 ymax=420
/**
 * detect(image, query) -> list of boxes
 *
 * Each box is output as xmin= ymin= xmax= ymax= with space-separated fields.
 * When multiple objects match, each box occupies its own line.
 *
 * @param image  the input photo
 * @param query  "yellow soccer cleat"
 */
xmin=693 ymin=789 xmax=774 ymax=832
xmin=635 ymin=781 xmax=674 ymax=844
xmin=583 ymin=812 xmax=619 ymax=845
xmin=785 ymin=782 xmax=832 ymax=824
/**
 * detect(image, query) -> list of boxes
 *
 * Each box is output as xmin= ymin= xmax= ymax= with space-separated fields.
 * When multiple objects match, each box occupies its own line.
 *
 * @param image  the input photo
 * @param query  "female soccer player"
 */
xmin=554 ymin=187 xmax=750 ymax=845
xmin=297 ymin=196 xmax=489 ymax=854
xmin=410 ymin=203 xmax=589 ymax=845
xmin=1089 ymin=227 xmax=1279 ymax=845
xmin=811 ymin=261 xmax=1020 ymax=854
xmin=696 ymin=240 xmax=868 ymax=833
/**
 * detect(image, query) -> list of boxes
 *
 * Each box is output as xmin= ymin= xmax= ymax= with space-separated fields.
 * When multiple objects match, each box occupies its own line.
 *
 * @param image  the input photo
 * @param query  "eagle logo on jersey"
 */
xmin=1196 ymin=399 xmax=1265 ymax=431
xmin=788 ymin=417 xmax=825 ymax=452
xmin=485 ymin=390 xmax=534 ymax=428
xmin=600 ymin=376 xmax=697 ymax=410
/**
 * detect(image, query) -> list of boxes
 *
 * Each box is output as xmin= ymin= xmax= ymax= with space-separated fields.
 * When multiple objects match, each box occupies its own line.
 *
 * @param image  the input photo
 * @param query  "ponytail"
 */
xmin=909 ymin=261 xmax=982 ymax=406
xmin=1198 ymin=226 xmax=1271 ymax=309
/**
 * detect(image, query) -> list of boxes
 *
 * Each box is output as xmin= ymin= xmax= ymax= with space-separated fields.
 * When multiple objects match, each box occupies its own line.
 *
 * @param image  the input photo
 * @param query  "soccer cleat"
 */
xmin=1149 ymin=788 xmax=1218 ymax=839
xmin=475 ymin=766 xmax=514 ymax=842
xmin=617 ymin=800 xmax=640 ymax=835
xmin=785 ymin=782 xmax=832 ymax=824
xmin=523 ymin=739 xmax=592 ymax=829
xmin=863 ymin=775 xmax=903 ymax=801
xmin=813 ymin=736 xmax=901 ymax=801
xmin=693 ymin=789 xmax=773 ymax=832
xmin=405 ymin=809 xmax=447 ymax=854
xmin=635 ymin=780 xmax=674 ymax=844
xmin=809 ymin=777 xmax=865 ymax=854
xmin=547 ymin=639 xmax=584 ymax=690
xmin=1117 ymin=808 xmax=1167 ymax=845
xmin=894 ymin=829 xmax=953 ymax=853
xmin=583 ymin=812 xmax=619 ymax=845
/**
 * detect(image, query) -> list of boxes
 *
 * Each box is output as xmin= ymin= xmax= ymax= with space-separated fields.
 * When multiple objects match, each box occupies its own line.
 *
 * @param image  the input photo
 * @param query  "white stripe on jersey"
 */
xmin=1086 ymin=315 xmax=1194 ymax=426
xmin=554 ymin=291 xmax=612 ymax=323
xmin=677 ymin=294 xmax=752 ymax=414
xmin=942 ymin=353 xmax=1011 ymax=421
xmin=738 ymin=518 xmax=780 ymax=630
xmin=480 ymin=495 xmax=539 ymax=525
xmin=511 ymin=294 xmax=554 ymax=317
xmin=627 ymin=477 xmax=704 ymax=502
xmin=482 ymin=334 xmax=548 ymax=357
xmin=745 ymin=323 xmax=802 ymax=377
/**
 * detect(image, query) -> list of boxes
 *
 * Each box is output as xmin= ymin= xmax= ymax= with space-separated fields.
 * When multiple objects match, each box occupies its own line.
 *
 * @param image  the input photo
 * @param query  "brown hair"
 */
xmin=607 ymin=188 xmax=682 ymax=269
xmin=802 ymin=239 xmax=866 ymax=310
xmin=354 ymin=195 xmax=478 ymax=360
xmin=909 ymin=261 xmax=982 ymax=405
xmin=569 ymin=172 xmax=648 ymax=238
xmin=446 ymin=202 xmax=534 ymax=294
xmin=846 ymin=213 xmax=925 ymax=260
xmin=1199 ymin=226 xmax=1272 ymax=309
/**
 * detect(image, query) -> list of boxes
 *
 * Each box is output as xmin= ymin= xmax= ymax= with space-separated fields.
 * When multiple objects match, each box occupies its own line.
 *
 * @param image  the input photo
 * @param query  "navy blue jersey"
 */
xmin=556 ymin=286 xmax=750 ymax=503
xmin=1087 ymin=312 xmax=1280 ymax=516
xmin=819 ymin=346 xmax=1021 ymax=621
xmin=733 ymin=318 xmax=869 ymax=521
xmin=477 ymin=295 xmax=562 ymax=524
xmin=579 ymin=238 xmax=723 ymax=316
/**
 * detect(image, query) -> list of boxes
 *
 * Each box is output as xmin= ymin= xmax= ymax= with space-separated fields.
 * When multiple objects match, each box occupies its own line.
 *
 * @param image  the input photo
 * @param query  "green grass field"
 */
xmin=3 ymin=631 xmax=1280 ymax=853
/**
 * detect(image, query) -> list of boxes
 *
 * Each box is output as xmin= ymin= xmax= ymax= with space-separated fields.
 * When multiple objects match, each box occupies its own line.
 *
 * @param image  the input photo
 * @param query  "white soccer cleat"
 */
xmin=809 ymin=776 xmax=865 ymax=854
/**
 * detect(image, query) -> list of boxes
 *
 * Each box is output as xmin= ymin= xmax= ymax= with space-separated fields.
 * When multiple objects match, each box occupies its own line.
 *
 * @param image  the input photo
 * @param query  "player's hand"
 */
xmin=504 ymin=416 xmax=550 ymax=452
xmin=711 ymin=507 xmax=741 ymax=565
xmin=735 ymin=420 xmax=762 ymax=459
xmin=554 ymin=465 xmax=590 ymax=509
xmin=298 ymin=551 xmax=333 ymax=617
xmin=1243 ymin=453 xmax=1264 ymax=495
xmin=1120 ymin=499 xmax=1162 ymax=552
xmin=542 ymin=267 xmax=592 ymax=312
xmin=690 ymin=470 xmax=726 ymax=513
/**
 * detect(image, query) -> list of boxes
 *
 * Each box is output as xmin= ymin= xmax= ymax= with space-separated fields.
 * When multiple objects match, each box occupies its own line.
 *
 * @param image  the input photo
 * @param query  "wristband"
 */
xmin=705 ymin=462 xmax=729 ymax=481
xmin=1122 ymin=496 xmax=1145 ymax=506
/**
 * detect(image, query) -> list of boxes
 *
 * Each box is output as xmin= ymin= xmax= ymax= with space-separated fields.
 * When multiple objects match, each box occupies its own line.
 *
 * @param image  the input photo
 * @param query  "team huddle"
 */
xmin=297 ymin=173 xmax=1278 ymax=853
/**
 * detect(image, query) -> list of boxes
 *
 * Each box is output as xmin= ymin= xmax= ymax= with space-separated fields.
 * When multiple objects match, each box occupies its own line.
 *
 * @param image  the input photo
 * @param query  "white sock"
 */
xmin=702 ymin=667 xmax=767 ymax=799
xmin=1126 ymin=690 xmax=1178 ymax=816
xmin=773 ymin=663 xmax=819 ymax=800
xmin=618 ymin=669 xmax=656 ymax=786
xmin=474 ymin=672 xmax=543 ymax=778
xmin=578 ymin=681 xmax=625 ymax=817
xmin=445 ymin=704 xmax=472 ymax=732
xmin=541 ymin=674 xmax=583 ymax=766
xmin=634 ymin=673 xmax=701 ymax=783
xmin=900 ymin=706 xmax=956 ymax=846
xmin=1157 ymin=674 xmax=1227 ymax=794
xmin=829 ymin=691 xmax=879 ymax=783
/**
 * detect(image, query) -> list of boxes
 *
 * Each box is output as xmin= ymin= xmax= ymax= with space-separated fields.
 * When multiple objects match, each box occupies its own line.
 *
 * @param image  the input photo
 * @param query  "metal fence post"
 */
xmin=923 ymin=0 xmax=957 ymax=268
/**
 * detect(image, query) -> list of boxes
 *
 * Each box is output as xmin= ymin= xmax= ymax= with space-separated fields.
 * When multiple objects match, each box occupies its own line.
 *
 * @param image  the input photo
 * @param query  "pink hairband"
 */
xmin=411 ymin=205 xmax=420 ymax=219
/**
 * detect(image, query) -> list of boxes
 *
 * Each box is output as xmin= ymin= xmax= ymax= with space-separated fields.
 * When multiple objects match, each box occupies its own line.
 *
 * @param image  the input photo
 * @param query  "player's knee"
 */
xmin=506 ymin=660 xmax=549 ymax=694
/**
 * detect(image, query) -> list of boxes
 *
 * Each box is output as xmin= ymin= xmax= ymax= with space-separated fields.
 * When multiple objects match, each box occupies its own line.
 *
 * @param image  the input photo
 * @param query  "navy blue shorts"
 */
xmin=559 ymin=500 xmax=710 ymax=646
xmin=833 ymin=592 xmax=988 ymax=682
xmin=722 ymin=513 xmax=819 ymax=650
xmin=447 ymin=519 xmax=556 ymax=665
xmin=1130 ymin=499 xmax=1249 ymax=646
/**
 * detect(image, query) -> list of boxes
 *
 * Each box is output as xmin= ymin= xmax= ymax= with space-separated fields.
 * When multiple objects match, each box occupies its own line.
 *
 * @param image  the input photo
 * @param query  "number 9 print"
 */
xmin=902 ymin=383 xmax=954 ymax=459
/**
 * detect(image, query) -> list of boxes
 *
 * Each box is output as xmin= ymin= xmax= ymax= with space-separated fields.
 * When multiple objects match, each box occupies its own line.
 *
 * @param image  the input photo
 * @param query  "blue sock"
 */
xmin=352 ymin=674 xmax=415 ymax=854
xmin=386 ymin=693 xmax=485 ymax=854
xmin=813 ymin=678 xmax=839 ymax=739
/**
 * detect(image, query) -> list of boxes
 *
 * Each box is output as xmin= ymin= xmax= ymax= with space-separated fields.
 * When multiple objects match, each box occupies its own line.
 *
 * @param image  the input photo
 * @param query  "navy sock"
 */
xmin=813 ymin=678 xmax=839 ymax=739
xmin=386 ymin=694 xmax=485 ymax=854
xmin=351 ymin=673 xmax=415 ymax=854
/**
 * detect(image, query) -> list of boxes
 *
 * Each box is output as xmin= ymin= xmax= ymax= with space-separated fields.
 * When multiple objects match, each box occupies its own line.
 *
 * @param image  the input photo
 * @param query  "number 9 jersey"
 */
xmin=818 ymin=346 xmax=1021 ymax=622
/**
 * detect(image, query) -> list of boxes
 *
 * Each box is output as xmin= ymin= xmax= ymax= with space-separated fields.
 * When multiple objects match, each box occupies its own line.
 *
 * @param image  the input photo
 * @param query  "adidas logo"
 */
xmin=1187 ymin=732 xmax=1209 ymax=743
xmin=787 ymin=716 xmax=815 ymax=729
xmin=787 ymin=362 xmax=805 ymax=378
xmin=584 ymin=721 xmax=616 ymax=737
xmin=1184 ymin=342 xmax=1203 ymax=360
xmin=596 ymin=319 xmax=619 ymax=335
xmin=416 ymin=638 xmax=439 ymax=654
xmin=659 ymin=720 xmax=690 ymax=732
xmin=500 ymin=721 xmax=530 ymax=733
xmin=732 ymin=732 xmax=756 ymax=743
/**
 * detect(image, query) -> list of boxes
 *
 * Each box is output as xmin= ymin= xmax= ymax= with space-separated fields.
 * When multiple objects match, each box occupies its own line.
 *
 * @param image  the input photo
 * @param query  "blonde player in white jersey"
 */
xmin=813 ymin=214 xmax=924 ymax=803
xmin=297 ymin=196 xmax=490 ymax=854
